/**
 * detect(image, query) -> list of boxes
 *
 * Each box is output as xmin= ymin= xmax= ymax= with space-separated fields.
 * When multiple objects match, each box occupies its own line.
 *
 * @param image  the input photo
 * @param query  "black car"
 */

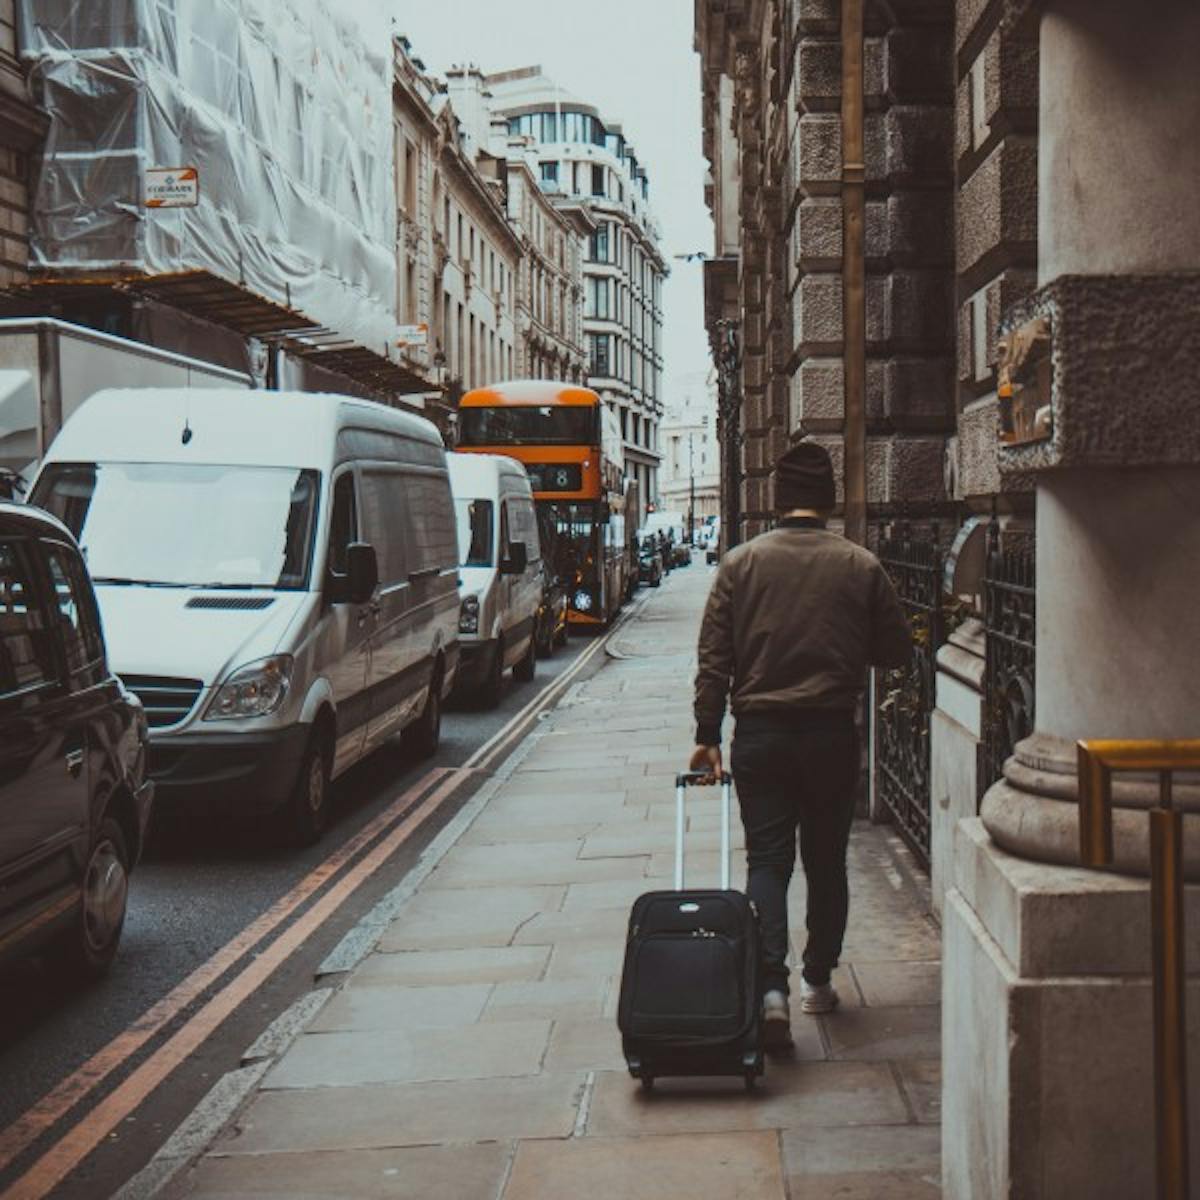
xmin=534 ymin=559 xmax=569 ymax=657
xmin=0 ymin=502 xmax=153 ymax=977
xmin=637 ymin=533 xmax=664 ymax=588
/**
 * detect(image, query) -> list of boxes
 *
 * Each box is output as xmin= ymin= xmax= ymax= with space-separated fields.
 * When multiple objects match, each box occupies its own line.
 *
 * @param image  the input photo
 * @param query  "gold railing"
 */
xmin=1077 ymin=738 xmax=1199 ymax=1200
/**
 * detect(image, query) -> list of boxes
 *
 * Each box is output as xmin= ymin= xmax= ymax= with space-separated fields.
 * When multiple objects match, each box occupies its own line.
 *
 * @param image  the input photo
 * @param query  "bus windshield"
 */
xmin=458 ymin=405 xmax=598 ymax=447
xmin=541 ymin=502 xmax=600 ymax=582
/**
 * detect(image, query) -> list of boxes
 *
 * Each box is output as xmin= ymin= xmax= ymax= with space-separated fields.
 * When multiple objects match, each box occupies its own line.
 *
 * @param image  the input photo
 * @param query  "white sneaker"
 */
xmin=799 ymin=978 xmax=839 ymax=1014
xmin=762 ymin=988 xmax=792 ymax=1048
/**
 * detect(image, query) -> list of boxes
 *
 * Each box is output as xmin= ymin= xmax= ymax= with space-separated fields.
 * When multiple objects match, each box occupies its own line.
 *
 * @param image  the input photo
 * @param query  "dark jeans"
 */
xmin=731 ymin=712 xmax=858 ymax=996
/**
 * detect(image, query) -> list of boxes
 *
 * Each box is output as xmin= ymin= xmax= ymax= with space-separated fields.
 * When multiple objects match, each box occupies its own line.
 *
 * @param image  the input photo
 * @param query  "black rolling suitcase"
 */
xmin=617 ymin=771 xmax=764 ymax=1091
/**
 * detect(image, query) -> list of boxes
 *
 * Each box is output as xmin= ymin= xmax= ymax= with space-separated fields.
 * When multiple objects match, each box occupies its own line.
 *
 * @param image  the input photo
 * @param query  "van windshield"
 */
xmin=454 ymin=498 xmax=493 ymax=568
xmin=32 ymin=463 xmax=320 ymax=590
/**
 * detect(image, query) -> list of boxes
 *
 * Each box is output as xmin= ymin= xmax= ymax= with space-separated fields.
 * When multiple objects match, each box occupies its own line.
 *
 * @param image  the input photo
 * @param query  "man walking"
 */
xmin=690 ymin=441 xmax=911 ymax=1048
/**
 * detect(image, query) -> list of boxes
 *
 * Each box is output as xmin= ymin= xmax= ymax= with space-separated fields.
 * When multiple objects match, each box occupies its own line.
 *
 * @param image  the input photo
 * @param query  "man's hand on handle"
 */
xmin=688 ymin=744 xmax=723 ymax=785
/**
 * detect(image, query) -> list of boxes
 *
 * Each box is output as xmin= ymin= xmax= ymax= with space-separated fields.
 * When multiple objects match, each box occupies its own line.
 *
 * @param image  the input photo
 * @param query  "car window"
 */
xmin=405 ymin=473 xmax=457 ymax=576
xmin=328 ymin=471 xmax=358 ymax=575
xmin=0 ymin=539 xmax=58 ymax=702
xmin=40 ymin=542 xmax=104 ymax=678
xmin=358 ymin=468 xmax=412 ymax=586
xmin=506 ymin=497 xmax=541 ymax=565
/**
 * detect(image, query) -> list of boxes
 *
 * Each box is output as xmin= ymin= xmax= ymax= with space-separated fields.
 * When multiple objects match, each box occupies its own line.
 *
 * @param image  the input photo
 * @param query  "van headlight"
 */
xmin=574 ymin=589 xmax=593 ymax=612
xmin=459 ymin=594 xmax=480 ymax=634
xmin=205 ymin=655 xmax=293 ymax=721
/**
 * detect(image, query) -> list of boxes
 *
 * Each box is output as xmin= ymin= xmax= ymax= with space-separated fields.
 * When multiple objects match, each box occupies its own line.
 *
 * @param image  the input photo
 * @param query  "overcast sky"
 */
xmin=396 ymin=0 xmax=715 ymax=404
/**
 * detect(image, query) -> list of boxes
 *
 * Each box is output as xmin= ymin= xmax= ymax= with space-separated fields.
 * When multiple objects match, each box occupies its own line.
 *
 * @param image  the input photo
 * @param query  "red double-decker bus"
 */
xmin=456 ymin=380 xmax=637 ymax=626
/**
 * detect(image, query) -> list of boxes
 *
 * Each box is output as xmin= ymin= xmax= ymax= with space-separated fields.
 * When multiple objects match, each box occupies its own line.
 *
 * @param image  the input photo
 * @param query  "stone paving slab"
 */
xmin=853 ymin=960 xmax=942 ymax=1006
xmin=262 ymin=1018 xmax=552 ymax=1089
xmin=824 ymin=1005 xmax=942 ymax=1061
xmin=584 ymin=1061 xmax=910 ymax=1137
xmin=424 ymin=840 xmax=650 ymax=889
xmin=352 ymin=944 xmax=550 ymax=988
xmin=782 ymin=1123 xmax=942 ymax=1199
xmin=309 ymin=982 xmax=493 ymax=1033
xmin=482 ymin=977 xmax=611 ymax=1023
xmin=218 ymin=1073 xmax=586 ymax=1154
xmin=542 ymin=1017 xmax=629 ymax=1072
xmin=504 ymin=1131 xmax=786 ymax=1200
xmin=185 ymin=1142 xmax=511 ymax=1199
xmin=896 ymin=1058 xmax=942 ymax=1124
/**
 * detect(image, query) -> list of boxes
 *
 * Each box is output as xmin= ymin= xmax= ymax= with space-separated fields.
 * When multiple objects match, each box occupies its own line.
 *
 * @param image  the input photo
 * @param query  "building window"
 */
xmin=585 ymin=277 xmax=610 ymax=320
xmin=588 ymin=334 xmax=610 ymax=378
xmin=591 ymin=164 xmax=605 ymax=197
xmin=404 ymin=140 xmax=417 ymax=216
xmin=540 ymin=160 xmax=559 ymax=186
xmin=588 ymin=222 xmax=609 ymax=264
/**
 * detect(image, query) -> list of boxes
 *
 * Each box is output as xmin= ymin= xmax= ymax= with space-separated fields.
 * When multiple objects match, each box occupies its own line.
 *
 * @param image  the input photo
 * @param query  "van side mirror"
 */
xmin=501 ymin=541 xmax=527 ymax=576
xmin=329 ymin=542 xmax=378 ymax=605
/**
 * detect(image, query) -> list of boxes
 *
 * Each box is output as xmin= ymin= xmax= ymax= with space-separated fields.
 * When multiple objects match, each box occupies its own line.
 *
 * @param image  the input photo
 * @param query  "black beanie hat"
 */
xmin=774 ymin=441 xmax=836 ymax=512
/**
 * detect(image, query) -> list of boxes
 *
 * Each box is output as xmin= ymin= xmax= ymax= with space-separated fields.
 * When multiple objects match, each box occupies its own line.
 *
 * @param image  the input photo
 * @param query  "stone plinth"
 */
xmin=930 ymin=620 xmax=985 ymax=917
xmin=943 ymin=819 xmax=1200 ymax=1200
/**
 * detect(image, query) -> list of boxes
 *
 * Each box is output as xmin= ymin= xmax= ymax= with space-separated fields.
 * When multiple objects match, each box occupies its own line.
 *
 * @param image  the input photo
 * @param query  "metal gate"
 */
xmin=978 ymin=522 xmax=1037 ymax=800
xmin=873 ymin=524 xmax=946 ymax=867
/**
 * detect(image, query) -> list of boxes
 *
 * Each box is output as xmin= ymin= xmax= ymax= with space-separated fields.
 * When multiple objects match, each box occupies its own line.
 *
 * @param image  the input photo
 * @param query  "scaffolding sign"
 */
xmin=145 ymin=167 xmax=200 ymax=208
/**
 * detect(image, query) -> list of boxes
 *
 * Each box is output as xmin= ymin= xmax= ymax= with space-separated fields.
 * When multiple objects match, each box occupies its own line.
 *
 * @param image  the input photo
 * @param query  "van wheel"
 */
xmin=479 ymin=638 xmax=504 ymax=708
xmin=405 ymin=664 xmax=442 ymax=759
xmin=513 ymin=633 xmax=536 ymax=683
xmin=55 ymin=817 xmax=129 ymax=980
xmin=285 ymin=737 xmax=331 ymax=847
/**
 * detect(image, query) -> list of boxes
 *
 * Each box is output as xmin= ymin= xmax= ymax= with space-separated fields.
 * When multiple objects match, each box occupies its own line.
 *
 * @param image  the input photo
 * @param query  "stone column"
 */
xmin=943 ymin=2 xmax=1200 ymax=1197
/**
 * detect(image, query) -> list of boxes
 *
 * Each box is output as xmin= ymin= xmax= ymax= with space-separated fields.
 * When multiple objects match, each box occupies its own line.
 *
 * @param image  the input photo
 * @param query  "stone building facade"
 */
xmin=700 ymin=2 xmax=1200 ymax=1196
xmin=393 ymin=39 xmax=443 ymax=400
xmin=495 ymin=135 xmax=590 ymax=384
xmin=697 ymin=0 xmax=958 ymax=545
xmin=426 ymin=75 xmax=520 ymax=431
xmin=484 ymin=67 xmax=667 ymax=504
xmin=0 ymin=1 xmax=44 ymax=287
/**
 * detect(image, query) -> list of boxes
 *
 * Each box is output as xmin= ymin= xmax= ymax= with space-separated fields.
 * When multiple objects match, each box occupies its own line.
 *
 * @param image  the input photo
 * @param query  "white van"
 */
xmin=30 ymin=388 xmax=460 ymax=844
xmin=447 ymin=452 xmax=541 ymax=707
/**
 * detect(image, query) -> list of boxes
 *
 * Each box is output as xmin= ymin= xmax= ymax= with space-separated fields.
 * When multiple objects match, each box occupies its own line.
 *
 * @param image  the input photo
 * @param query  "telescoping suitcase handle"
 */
xmin=673 ymin=771 xmax=734 ymax=892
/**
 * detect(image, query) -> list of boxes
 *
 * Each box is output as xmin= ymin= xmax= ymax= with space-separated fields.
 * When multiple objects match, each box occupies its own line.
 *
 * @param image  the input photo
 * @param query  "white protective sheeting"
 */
xmin=19 ymin=0 xmax=397 ymax=354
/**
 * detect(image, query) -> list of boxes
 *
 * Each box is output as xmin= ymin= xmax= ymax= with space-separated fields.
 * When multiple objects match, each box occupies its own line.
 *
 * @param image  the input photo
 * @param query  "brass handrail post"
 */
xmin=1077 ymin=740 xmax=1194 ymax=1200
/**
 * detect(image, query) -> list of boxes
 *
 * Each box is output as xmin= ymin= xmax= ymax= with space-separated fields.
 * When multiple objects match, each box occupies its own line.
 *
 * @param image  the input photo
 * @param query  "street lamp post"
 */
xmin=687 ymin=432 xmax=695 ymax=545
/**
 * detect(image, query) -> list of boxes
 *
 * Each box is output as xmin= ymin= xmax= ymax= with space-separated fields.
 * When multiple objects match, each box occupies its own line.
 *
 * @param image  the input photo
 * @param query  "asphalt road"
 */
xmin=0 ymin=627 xmax=608 ymax=1199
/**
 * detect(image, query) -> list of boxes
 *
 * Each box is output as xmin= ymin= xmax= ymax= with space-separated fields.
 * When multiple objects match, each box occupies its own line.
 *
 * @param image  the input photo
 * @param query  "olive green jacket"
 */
xmin=694 ymin=518 xmax=912 ymax=745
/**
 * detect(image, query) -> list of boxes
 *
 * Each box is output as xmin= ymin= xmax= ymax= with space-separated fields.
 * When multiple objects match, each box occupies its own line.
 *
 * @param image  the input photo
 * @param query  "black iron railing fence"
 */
xmin=874 ymin=523 xmax=947 ymax=867
xmin=978 ymin=522 xmax=1036 ymax=801
xmin=872 ymin=515 xmax=1036 ymax=868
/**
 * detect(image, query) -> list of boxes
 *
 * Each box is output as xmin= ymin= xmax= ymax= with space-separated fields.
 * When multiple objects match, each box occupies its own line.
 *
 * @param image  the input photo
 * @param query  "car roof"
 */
xmin=0 ymin=500 xmax=76 ymax=541
xmin=447 ymin=451 xmax=531 ymax=493
xmin=41 ymin=389 xmax=443 ymax=472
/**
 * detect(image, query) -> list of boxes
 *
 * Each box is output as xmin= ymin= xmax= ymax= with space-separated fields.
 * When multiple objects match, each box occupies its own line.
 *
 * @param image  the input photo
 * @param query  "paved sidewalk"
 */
xmin=176 ymin=561 xmax=942 ymax=1199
